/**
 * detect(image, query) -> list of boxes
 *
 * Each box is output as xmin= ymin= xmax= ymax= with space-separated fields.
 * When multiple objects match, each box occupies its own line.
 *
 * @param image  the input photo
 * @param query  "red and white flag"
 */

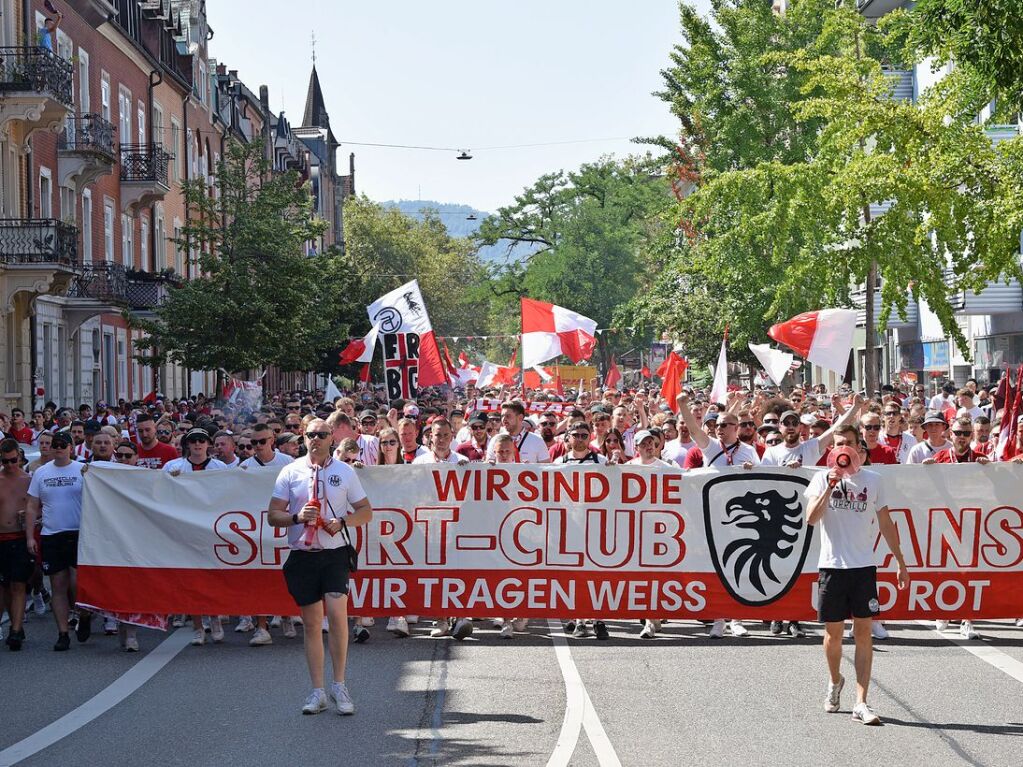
xmin=768 ymin=309 xmax=857 ymax=375
xmin=709 ymin=336 xmax=728 ymax=404
xmin=338 ymin=323 xmax=381 ymax=366
xmin=748 ymin=343 xmax=794 ymax=387
xmin=604 ymin=356 xmax=621 ymax=389
xmin=521 ymin=298 xmax=597 ymax=368
xmin=367 ymin=280 xmax=446 ymax=389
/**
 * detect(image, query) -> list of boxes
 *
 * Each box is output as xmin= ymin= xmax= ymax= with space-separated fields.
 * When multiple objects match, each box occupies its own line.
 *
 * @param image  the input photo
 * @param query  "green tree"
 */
xmin=129 ymin=142 xmax=352 ymax=382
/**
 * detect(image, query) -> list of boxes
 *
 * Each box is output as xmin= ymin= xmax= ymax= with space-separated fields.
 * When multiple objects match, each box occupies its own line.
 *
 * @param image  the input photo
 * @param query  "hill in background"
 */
xmin=381 ymin=199 xmax=535 ymax=265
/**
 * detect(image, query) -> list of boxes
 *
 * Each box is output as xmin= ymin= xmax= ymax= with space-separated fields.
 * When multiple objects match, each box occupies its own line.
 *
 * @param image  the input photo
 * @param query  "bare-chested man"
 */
xmin=0 ymin=438 xmax=32 ymax=650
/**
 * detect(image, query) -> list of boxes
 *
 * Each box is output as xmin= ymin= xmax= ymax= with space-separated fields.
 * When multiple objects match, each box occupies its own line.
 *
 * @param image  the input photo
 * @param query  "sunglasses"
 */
xmin=738 ymin=421 xmax=755 ymax=428
xmin=763 ymin=419 xmax=779 ymax=425
xmin=765 ymin=438 xmax=782 ymax=446
xmin=862 ymin=425 xmax=882 ymax=431
xmin=470 ymin=425 xmax=485 ymax=431
xmin=1 ymin=456 xmax=19 ymax=465
xmin=379 ymin=439 xmax=398 ymax=446
xmin=251 ymin=437 xmax=270 ymax=446
xmin=604 ymin=438 xmax=621 ymax=445
xmin=718 ymin=422 xmax=737 ymax=428
xmin=343 ymin=457 xmax=358 ymax=463
xmin=114 ymin=452 xmax=135 ymax=459
xmin=237 ymin=444 xmax=252 ymax=450
xmin=781 ymin=419 xmax=799 ymax=427
xmin=884 ymin=412 xmax=901 ymax=417
xmin=305 ymin=431 xmax=331 ymax=440
xmin=952 ymin=430 xmax=972 ymax=436
xmin=157 ymin=430 xmax=172 ymax=436
xmin=569 ymin=432 xmax=590 ymax=439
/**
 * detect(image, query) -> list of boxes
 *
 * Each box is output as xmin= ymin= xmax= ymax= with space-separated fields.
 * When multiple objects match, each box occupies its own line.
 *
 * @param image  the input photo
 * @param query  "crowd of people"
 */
xmin=1 ymin=375 xmax=1020 ymax=719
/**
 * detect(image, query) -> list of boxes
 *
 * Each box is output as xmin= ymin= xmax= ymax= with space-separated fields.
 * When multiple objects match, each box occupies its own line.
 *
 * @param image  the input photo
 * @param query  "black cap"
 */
xmin=83 ymin=419 xmax=102 ymax=434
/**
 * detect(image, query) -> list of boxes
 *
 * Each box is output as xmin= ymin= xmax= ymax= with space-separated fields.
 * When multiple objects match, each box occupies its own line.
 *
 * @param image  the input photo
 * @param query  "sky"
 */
xmin=205 ymin=0 xmax=712 ymax=212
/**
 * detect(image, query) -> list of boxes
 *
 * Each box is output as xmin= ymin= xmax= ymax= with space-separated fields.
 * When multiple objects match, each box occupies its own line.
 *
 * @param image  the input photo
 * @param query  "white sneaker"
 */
xmin=172 ymin=615 xmax=185 ymax=628
xmin=249 ymin=627 xmax=272 ymax=646
xmin=322 ymin=617 xmax=329 ymax=633
xmin=330 ymin=681 xmax=355 ymax=715
xmin=190 ymin=629 xmax=205 ymax=646
xmin=728 ymin=620 xmax=748 ymax=637
xmin=407 ymin=615 xmax=419 ymax=624
xmin=640 ymin=620 xmax=658 ymax=639
xmin=960 ymin=620 xmax=979 ymax=640
xmin=103 ymin=617 xmax=117 ymax=635
xmin=1015 ymin=618 xmax=1023 ymax=628
xmin=499 ymin=622 xmax=514 ymax=639
xmin=235 ymin=616 xmax=255 ymax=633
xmin=430 ymin=619 xmax=452 ymax=638
xmin=33 ymin=593 xmax=47 ymax=615
xmin=513 ymin=618 xmax=529 ymax=632
xmin=852 ymin=702 xmax=881 ymax=725
xmin=824 ymin=674 xmax=844 ymax=713
xmin=269 ymin=616 xmax=282 ymax=629
xmin=392 ymin=617 xmax=410 ymax=638
xmin=871 ymin=621 xmax=889 ymax=640
xmin=124 ymin=632 xmax=139 ymax=653
xmin=301 ymin=689 xmax=327 ymax=715
xmin=709 ymin=619 xmax=725 ymax=639
xmin=386 ymin=617 xmax=399 ymax=632
xmin=282 ymin=618 xmax=297 ymax=638
xmin=361 ymin=617 xmax=375 ymax=627
xmin=210 ymin=617 xmax=225 ymax=643
xmin=935 ymin=620 xmax=949 ymax=631
xmin=453 ymin=618 xmax=473 ymax=640
xmin=352 ymin=625 xmax=370 ymax=644
xmin=491 ymin=618 xmax=505 ymax=629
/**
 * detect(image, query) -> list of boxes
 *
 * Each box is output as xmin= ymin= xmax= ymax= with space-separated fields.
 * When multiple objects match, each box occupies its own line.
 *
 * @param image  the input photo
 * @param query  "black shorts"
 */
xmin=817 ymin=566 xmax=879 ymax=623
xmin=0 ymin=536 xmax=34 ymax=584
xmin=283 ymin=548 xmax=350 ymax=607
xmin=41 ymin=531 xmax=79 ymax=576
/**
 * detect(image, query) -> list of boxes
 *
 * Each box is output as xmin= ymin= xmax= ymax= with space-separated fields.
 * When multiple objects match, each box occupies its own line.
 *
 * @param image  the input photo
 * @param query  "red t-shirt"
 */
xmin=934 ymin=447 xmax=982 ymax=463
xmin=547 ymin=440 xmax=567 ymax=461
xmin=134 ymin=441 xmax=180 ymax=469
xmin=868 ymin=445 xmax=898 ymax=465
xmin=10 ymin=426 xmax=33 ymax=445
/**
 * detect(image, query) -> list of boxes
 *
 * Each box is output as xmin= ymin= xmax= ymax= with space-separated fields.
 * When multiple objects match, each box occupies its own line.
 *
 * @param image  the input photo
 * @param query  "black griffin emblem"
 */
xmin=402 ymin=291 xmax=423 ymax=317
xmin=703 ymin=473 xmax=814 ymax=607
xmin=721 ymin=489 xmax=803 ymax=596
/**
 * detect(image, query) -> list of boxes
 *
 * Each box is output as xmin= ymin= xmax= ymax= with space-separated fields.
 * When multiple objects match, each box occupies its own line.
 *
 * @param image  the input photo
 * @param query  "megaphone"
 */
xmin=827 ymin=445 xmax=862 ymax=478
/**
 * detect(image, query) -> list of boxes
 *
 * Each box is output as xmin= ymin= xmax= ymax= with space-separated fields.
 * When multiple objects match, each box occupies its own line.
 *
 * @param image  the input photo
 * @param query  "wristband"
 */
xmin=291 ymin=513 xmax=300 ymax=525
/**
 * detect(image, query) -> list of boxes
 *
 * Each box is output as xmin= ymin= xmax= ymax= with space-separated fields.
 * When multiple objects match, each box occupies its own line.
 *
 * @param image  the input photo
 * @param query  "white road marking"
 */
xmin=545 ymin=620 xmax=622 ymax=767
xmin=0 ymin=627 xmax=192 ymax=767
xmin=915 ymin=620 xmax=1023 ymax=684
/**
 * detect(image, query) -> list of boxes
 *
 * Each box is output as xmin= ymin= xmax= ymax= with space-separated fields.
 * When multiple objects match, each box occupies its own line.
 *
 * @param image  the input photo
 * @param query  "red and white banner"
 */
xmin=467 ymin=398 xmax=576 ymax=416
xmin=78 ymin=464 xmax=1023 ymax=620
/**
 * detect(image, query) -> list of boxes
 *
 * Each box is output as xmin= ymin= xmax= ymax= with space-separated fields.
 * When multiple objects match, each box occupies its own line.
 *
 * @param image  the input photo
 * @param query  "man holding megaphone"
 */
xmin=805 ymin=425 xmax=909 ymax=726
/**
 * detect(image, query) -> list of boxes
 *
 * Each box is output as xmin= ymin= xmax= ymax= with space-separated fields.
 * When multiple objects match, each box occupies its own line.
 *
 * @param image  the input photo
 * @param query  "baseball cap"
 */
xmin=634 ymin=429 xmax=655 ymax=444
xmin=83 ymin=419 xmax=102 ymax=434
xmin=468 ymin=416 xmax=486 ymax=427
xmin=702 ymin=412 xmax=719 ymax=425
xmin=800 ymin=413 xmax=817 ymax=426
xmin=403 ymin=404 xmax=420 ymax=417
xmin=182 ymin=428 xmax=211 ymax=443
xmin=780 ymin=410 xmax=800 ymax=422
xmin=275 ymin=432 xmax=301 ymax=448
xmin=358 ymin=410 xmax=377 ymax=422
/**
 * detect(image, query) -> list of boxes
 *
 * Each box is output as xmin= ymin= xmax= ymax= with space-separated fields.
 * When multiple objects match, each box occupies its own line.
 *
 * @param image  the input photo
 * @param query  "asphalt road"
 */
xmin=2 ymin=612 xmax=1022 ymax=766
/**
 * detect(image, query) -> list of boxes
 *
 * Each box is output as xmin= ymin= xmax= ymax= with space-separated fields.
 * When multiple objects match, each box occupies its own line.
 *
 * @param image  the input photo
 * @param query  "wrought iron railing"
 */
xmin=0 ymin=47 xmax=74 ymax=106
xmin=60 ymin=113 xmax=117 ymax=158
xmin=66 ymin=260 xmax=129 ymax=302
xmin=0 ymin=219 xmax=78 ymax=265
xmin=119 ymin=143 xmax=171 ymax=186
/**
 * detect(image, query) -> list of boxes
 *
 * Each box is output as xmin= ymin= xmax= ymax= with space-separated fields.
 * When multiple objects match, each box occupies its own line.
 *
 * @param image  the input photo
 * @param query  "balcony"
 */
xmin=0 ymin=219 xmax=78 ymax=309
xmin=0 ymin=47 xmax=73 ymax=147
xmin=119 ymin=143 xmax=172 ymax=212
xmin=944 ymin=269 xmax=1023 ymax=315
xmin=58 ymin=114 xmax=117 ymax=195
xmin=67 ymin=0 xmax=120 ymax=28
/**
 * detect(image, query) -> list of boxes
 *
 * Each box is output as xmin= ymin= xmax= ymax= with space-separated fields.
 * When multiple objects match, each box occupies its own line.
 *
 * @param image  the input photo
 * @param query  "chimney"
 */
xmin=259 ymin=85 xmax=269 ymax=111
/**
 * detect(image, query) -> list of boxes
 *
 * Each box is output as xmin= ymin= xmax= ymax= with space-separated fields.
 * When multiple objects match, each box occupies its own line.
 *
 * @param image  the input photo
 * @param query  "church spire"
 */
xmin=302 ymin=65 xmax=329 ymax=130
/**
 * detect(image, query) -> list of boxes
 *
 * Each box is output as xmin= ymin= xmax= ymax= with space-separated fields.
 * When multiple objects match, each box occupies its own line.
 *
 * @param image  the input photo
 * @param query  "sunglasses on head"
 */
xmin=305 ymin=431 xmax=330 ymax=440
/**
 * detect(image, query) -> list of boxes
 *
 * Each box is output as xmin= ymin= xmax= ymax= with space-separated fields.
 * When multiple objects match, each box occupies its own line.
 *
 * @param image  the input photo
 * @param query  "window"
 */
xmin=154 ymin=208 xmax=165 ymax=271
xmin=171 ymin=118 xmax=182 ymax=181
xmin=39 ymin=168 xmax=52 ymax=218
xmin=117 ymin=331 xmax=127 ymax=400
xmin=140 ymin=218 xmax=149 ymax=271
xmin=118 ymin=86 xmax=131 ymax=145
xmin=152 ymin=102 xmax=164 ymax=150
xmin=197 ymin=61 xmax=207 ymax=105
xmin=100 ymin=72 xmax=110 ymax=122
xmin=137 ymin=101 xmax=145 ymax=145
xmin=82 ymin=190 xmax=93 ymax=263
xmin=59 ymin=185 xmax=75 ymax=223
xmin=103 ymin=200 xmax=115 ymax=262
xmin=121 ymin=213 xmax=134 ymax=267
xmin=78 ymin=49 xmax=90 ymax=112
xmin=173 ymin=220 xmax=183 ymax=275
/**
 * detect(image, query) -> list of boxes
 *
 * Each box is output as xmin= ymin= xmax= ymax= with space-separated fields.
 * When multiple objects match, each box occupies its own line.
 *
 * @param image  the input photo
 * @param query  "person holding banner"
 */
xmin=267 ymin=418 xmax=372 ymax=716
xmin=805 ymin=425 xmax=909 ymax=726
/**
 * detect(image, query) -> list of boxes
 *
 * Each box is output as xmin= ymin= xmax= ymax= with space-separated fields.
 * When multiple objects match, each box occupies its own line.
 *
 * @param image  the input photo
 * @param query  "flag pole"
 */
xmin=519 ymin=297 xmax=526 ymax=396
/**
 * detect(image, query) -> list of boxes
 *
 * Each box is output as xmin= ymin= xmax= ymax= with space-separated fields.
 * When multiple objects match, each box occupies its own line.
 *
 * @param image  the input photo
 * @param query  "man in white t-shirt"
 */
xmin=240 ymin=423 xmax=293 ymax=471
xmin=661 ymin=418 xmax=695 ymax=467
xmin=412 ymin=419 xmax=469 ymax=466
xmin=24 ymin=432 xmax=86 ymax=651
xmin=553 ymin=421 xmax=607 ymax=465
xmin=905 ymin=412 xmax=952 ymax=464
xmin=805 ymin=428 xmax=909 ymax=726
xmin=486 ymin=401 xmax=550 ymax=463
xmin=267 ymin=418 xmax=372 ymax=717
xmin=762 ymin=398 xmax=863 ymax=469
xmin=164 ymin=429 xmax=230 ymax=475
xmin=928 ymin=382 xmax=956 ymax=413
xmin=676 ymin=393 xmax=760 ymax=470
xmin=627 ymin=431 xmax=672 ymax=468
